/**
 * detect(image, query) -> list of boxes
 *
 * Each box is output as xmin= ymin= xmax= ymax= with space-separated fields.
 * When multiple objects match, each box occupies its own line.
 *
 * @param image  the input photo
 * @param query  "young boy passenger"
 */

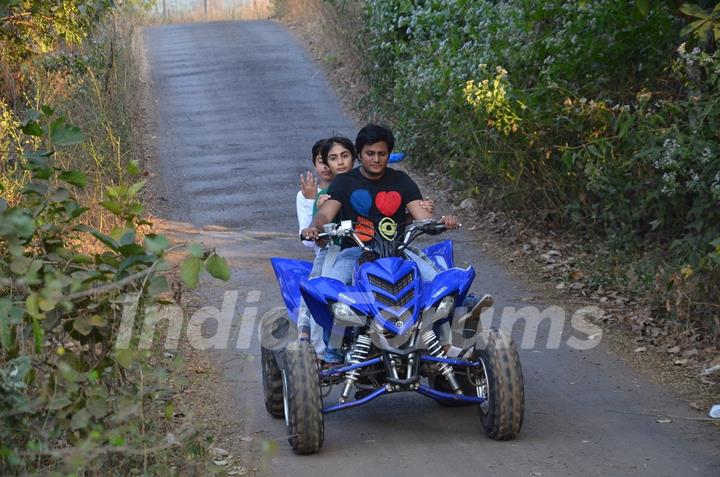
xmin=297 ymin=139 xmax=330 ymax=254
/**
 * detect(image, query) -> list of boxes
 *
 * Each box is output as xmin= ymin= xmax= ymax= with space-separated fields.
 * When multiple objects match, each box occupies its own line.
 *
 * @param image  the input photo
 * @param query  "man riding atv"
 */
xmin=301 ymin=124 xmax=460 ymax=354
xmin=301 ymin=124 xmax=459 ymax=256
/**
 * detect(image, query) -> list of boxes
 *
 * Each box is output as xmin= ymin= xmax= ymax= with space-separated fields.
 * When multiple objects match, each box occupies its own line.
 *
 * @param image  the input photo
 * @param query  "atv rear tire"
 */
xmin=260 ymin=313 xmax=292 ymax=418
xmin=283 ymin=341 xmax=324 ymax=454
xmin=261 ymin=346 xmax=284 ymax=418
xmin=476 ymin=329 xmax=524 ymax=440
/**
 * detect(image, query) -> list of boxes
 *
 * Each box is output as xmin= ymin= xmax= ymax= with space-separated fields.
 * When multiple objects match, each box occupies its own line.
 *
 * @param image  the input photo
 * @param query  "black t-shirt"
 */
xmin=327 ymin=167 xmax=423 ymax=248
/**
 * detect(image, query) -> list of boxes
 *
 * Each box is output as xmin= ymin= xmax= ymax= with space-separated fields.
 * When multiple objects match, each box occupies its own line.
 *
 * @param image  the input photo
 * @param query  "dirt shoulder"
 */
xmin=276 ymin=13 xmax=720 ymax=414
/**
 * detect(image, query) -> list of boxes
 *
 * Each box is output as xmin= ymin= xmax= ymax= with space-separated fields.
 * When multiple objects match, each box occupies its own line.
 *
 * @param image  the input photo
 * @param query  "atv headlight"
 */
xmin=433 ymin=296 xmax=455 ymax=322
xmin=331 ymin=302 xmax=365 ymax=326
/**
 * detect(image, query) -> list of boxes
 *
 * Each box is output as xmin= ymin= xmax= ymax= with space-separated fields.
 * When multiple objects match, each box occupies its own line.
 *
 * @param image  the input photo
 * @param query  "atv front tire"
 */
xmin=475 ymin=329 xmax=524 ymax=440
xmin=283 ymin=341 xmax=324 ymax=454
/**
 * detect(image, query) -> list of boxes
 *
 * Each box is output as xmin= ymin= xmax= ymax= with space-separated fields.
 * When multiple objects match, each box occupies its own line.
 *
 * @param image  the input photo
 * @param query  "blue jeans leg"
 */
xmin=403 ymin=246 xmax=441 ymax=281
xmin=326 ymin=247 xmax=362 ymax=284
xmin=297 ymin=248 xmax=328 ymax=358
xmin=324 ymin=247 xmax=362 ymax=363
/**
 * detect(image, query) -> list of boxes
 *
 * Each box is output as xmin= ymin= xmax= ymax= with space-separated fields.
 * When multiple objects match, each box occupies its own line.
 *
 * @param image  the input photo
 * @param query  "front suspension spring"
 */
xmin=339 ymin=334 xmax=372 ymax=402
xmin=422 ymin=330 xmax=462 ymax=393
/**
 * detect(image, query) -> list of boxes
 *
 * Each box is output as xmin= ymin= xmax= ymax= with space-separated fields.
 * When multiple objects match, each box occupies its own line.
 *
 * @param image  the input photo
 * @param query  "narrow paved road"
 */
xmin=145 ymin=21 xmax=719 ymax=477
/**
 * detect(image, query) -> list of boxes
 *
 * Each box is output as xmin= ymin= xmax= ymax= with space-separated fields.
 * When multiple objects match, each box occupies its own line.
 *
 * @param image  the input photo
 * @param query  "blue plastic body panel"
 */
xmin=271 ymin=241 xmax=474 ymax=336
xmin=270 ymin=258 xmax=312 ymax=322
xmin=422 ymin=240 xmax=454 ymax=270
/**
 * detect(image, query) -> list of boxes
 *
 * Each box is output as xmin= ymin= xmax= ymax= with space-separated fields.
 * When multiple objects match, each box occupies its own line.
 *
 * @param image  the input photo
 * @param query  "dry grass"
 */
xmin=1 ymin=9 xmax=148 ymax=248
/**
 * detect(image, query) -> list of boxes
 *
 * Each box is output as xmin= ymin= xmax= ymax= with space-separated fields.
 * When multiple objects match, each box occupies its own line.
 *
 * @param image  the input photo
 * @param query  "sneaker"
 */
xmin=460 ymin=294 xmax=494 ymax=338
xmin=462 ymin=292 xmax=481 ymax=309
xmin=324 ymin=347 xmax=343 ymax=364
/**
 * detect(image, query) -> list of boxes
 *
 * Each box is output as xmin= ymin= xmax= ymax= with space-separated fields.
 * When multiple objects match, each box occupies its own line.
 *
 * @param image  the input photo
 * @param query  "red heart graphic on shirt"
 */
xmin=375 ymin=191 xmax=402 ymax=217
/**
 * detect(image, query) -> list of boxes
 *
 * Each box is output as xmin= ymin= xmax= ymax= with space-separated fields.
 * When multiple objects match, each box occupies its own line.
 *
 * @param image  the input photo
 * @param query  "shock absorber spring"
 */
xmin=422 ymin=330 xmax=462 ymax=394
xmin=339 ymin=334 xmax=372 ymax=403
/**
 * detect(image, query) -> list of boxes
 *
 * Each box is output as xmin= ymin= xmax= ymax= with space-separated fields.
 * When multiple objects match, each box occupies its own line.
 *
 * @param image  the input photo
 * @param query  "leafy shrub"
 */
xmin=360 ymin=0 xmax=720 ymax=337
xmin=1 ymin=1 xmax=231 ymax=473
xmin=0 ymin=0 xmax=111 ymax=64
xmin=1 ymin=108 xmax=230 ymax=474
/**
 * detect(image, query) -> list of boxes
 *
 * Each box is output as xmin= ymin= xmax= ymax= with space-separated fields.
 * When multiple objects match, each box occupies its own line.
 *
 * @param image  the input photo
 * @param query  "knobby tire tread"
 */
xmin=479 ymin=329 xmax=524 ymax=440
xmin=261 ymin=346 xmax=284 ymax=418
xmin=285 ymin=341 xmax=324 ymax=454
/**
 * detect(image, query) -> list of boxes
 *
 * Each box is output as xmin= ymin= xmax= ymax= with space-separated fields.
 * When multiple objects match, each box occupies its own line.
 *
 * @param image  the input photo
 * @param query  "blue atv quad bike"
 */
xmin=262 ymin=219 xmax=524 ymax=454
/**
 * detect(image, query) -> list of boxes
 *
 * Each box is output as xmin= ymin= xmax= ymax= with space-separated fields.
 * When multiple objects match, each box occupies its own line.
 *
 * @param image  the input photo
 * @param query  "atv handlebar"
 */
xmin=415 ymin=220 xmax=447 ymax=235
xmin=299 ymin=231 xmax=335 ymax=241
xmin=299 ymin=221 xmax=356 ymax=242
xmin=398 ymin=219 xmax=462 ymax=249
xmin=301 ymin=219 xmax=459 ymax=252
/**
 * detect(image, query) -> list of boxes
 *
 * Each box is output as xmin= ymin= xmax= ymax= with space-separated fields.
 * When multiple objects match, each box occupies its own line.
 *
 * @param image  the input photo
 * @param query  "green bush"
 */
xmin=0 ymin=108 xmax=230 ymax=474
xmin=0 ymin=107 xmax=232 ymax=474
xmin=361 ymin=0 xmax=720 ymax=337
xmin=1 ymin=1 xmax=229 ymax=473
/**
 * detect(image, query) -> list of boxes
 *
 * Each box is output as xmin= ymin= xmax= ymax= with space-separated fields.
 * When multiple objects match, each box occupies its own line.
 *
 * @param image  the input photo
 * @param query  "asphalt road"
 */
xmin=144 ymin=20 xmax=720 ymax=477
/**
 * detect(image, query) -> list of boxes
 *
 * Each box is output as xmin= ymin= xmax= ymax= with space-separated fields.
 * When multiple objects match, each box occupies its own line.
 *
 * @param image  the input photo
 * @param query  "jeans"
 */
xmin=323 ymin=247 xmax=363 ymax=362
xmin=403 ymin=246 xmax=440 ymax=281
xmin=326 ymin=246 xmax=439 ymax=283
xmin=297 ymin=245 xmax=341 ymax=358
xmin=325 ymin=246 xmax=364 ymax=284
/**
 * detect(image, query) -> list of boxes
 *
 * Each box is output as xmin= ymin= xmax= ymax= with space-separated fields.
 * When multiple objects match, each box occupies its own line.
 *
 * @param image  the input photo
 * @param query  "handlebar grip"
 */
xmin=426 ymin=226 xmax=444 ymax=235
xmin=300 ymin=232 xmax=332 ymax=241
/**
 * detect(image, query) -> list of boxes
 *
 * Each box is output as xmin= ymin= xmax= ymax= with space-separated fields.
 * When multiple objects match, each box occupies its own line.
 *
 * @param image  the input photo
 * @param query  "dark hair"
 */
xmin=355 ymin=124 xmax=394 ymax=156
xmin=320 ymin=136 xmax=356 ymax=165
xmin=311 ymin=139 xmax=327 ymax=165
